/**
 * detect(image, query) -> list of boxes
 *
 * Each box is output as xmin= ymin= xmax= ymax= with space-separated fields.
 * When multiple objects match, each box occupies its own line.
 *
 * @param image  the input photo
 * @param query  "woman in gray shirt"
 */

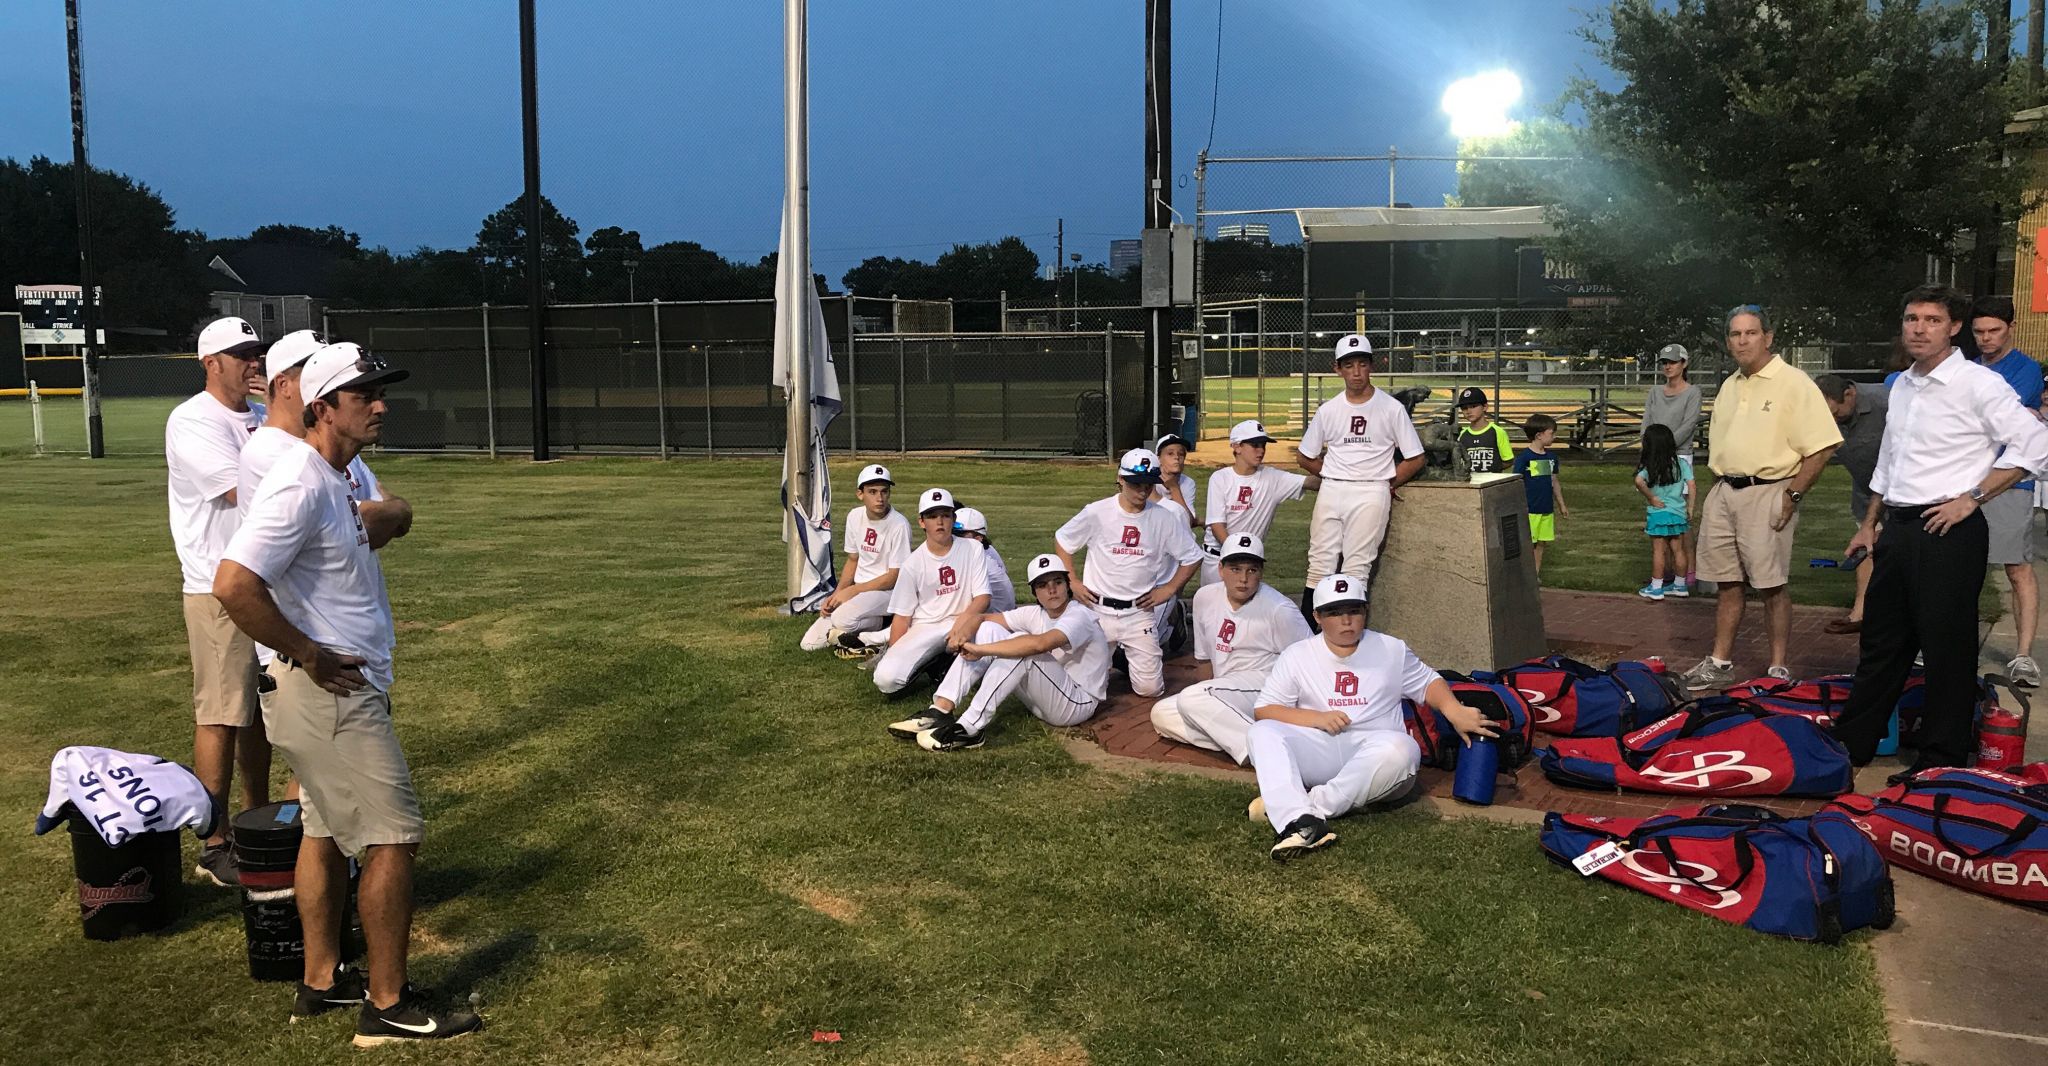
xmin=1643 ymin=344 xmax=1703 ymax=590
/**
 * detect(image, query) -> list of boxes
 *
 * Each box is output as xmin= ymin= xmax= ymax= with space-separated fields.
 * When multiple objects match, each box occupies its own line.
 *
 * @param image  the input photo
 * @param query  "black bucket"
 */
xmin=67 ymin=818 xmax=183 ymax=941
xmin=241 ymin=886 xmax=304 ymax=982
xmin=231 ymin=800 xmax=304 ymax=849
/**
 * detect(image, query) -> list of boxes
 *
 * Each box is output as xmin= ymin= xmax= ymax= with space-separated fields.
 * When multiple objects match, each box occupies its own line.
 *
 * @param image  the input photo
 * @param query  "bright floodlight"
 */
xmin=1442 ymin=70 xmax=1522 ymax=139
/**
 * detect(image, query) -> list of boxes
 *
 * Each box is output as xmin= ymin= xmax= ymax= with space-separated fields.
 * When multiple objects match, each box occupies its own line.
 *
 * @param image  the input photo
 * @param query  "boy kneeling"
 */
xmin=889 ymin=554 xmax=1111 ymax=752
xmin=1250 ymin=574 xmax=1497 ymax=861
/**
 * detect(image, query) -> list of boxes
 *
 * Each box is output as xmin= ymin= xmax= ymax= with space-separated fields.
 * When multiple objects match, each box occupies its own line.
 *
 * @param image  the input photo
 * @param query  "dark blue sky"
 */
xmin=1 ymin=1 xmax=1595 ymax=284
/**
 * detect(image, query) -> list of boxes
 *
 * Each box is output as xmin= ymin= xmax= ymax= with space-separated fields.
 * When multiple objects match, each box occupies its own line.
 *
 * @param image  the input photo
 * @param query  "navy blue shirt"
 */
xmin=1514 ymin=448 xmax=1559 ymax=514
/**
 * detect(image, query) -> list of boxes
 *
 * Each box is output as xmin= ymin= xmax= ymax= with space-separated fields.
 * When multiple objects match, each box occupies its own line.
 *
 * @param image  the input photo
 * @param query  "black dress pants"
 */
xmin=1831 ymin=508 xmax=1987 ymax=766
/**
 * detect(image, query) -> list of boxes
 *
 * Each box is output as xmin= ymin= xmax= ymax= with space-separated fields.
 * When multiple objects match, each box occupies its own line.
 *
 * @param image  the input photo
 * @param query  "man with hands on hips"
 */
xmin=1248 ymin=573 xmax=1498 ymax=861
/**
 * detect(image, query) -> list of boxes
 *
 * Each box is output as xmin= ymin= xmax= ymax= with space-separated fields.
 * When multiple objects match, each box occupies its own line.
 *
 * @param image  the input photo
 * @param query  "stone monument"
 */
xmin=1370 ymin=472 xmax=1546 ymax=673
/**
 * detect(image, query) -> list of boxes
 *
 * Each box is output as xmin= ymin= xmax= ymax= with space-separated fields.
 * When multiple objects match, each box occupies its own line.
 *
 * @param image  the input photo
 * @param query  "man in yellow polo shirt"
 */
xmin=1679 ymin=305 xmax=1842 ymax=691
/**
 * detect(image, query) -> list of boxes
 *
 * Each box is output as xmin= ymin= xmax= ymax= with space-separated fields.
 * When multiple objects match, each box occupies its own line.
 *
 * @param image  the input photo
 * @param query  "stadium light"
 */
xmin=1442 ymin=70 xmax=1522 ymax=139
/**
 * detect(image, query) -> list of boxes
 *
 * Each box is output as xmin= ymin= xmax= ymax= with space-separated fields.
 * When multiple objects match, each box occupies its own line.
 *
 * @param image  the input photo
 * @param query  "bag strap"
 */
xmin=1640 ymin=831 xmax=1759 ymax=896
xmin=1670 ymin=700 xmax=1770 ymax=741
xmin=1898 ymin=776 xmax=2048 ymax=817
xmin=1926 ymin=793 xmax=2043 ymax=861
xmin=1983 ymin=674 xmax=2034 ymax=720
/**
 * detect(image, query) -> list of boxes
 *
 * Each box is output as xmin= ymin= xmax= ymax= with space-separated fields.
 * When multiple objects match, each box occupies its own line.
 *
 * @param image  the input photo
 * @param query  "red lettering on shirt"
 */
xmin=1334 ymin=670 xmax=1358 ymax=697
xmin=938 ymin=565 xmax=956 ymax=588
xmin=1236 ymin=485 xmax=1253 ymax=505
xmin=1218 ymin=619 xmax=1237 ymax=646
xmin=864 ymin=528 xmax=877 ymax=547
xmin=1121 ymin=525 xmax=1142 ymax=548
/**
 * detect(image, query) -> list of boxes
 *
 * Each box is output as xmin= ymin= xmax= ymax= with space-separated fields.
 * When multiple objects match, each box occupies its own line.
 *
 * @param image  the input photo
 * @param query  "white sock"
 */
xmin=1649 ymin=578 xmax=1665 ymax=590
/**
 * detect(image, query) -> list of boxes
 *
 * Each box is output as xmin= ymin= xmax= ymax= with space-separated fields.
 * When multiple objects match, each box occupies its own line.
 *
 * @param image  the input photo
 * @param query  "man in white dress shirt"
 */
xmin=1294 ymin=333 xmax=1425 ymax=627
xmin=1832 ymin=285 xmax=2048 ymax=780
xmin=1149 ymin=533 xmax=1310 ymax=764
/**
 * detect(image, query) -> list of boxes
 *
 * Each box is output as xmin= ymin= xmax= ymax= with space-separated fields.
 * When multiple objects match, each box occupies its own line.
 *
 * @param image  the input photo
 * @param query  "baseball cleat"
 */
xmin=888 ymin=708 xmax=948 ymax=740
xmin=1270 ymin=815 xmax=1336 ymax=862
xmin=916 ymin=722 xmax=985 ymax=752
xmin=834 ymin=643 xmax=879 ymax=662
xmin=1247 ymin=796 xmax=1266 ymax=823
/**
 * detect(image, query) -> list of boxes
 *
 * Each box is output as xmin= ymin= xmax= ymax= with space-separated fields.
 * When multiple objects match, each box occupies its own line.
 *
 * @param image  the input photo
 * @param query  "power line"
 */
xmin=1204 ymin=0 xmax=1225 ymax=156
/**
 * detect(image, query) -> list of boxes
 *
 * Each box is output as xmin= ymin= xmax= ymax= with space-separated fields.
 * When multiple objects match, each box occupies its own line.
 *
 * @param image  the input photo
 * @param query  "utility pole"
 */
xmin=519 ymin=0 xmax=550 ymax=460
xmin=1055 ymin=217 xmax=1064 ymax=324
xmin=1143 ymin=0 xmax=1172 ymax=438
xmin=66 ymin=0 xmax=103 ymax=458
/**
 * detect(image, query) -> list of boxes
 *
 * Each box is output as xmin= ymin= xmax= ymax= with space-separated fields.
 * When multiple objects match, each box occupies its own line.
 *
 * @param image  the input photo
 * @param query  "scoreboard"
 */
xmin=15 ymin=285 xmax=105 ymax=345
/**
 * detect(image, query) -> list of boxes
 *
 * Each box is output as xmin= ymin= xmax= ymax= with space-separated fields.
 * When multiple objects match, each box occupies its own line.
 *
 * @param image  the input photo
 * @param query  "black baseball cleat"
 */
xmin=290 ymin=963 xmax=366 ymax=1023
xmin=888 ymin=707 xmax=950 ymax=740
xmin=196 ymin=840 xmax=240 ymax=888
xmin=917 ymin=721 xmax=985 ymax=752
xmin=352 ymin=986 xmax=482 ymax=1047
xmin=1270 ymin=815 xmax=1337 ymax=862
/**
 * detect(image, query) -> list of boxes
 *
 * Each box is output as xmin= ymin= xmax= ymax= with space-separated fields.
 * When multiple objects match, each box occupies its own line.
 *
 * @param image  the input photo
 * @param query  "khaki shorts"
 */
xmin=182 ymin=594 xmax=258 ymax=727
xmin=263 ymin=661 xmax=423 ymax=859
xmin=1695 ymin=481 xmax=1797 ymax=590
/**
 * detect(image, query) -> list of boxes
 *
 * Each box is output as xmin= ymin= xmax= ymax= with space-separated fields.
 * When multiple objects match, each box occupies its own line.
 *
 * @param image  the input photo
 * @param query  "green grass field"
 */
xmin=0 ymin=449 xmax=1900 ymax=1064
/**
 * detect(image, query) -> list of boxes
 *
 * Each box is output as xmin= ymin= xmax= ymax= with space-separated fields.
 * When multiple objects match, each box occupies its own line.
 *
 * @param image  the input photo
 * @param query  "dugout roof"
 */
xmin=1295 ymin=206 xmax=1552 ymax=244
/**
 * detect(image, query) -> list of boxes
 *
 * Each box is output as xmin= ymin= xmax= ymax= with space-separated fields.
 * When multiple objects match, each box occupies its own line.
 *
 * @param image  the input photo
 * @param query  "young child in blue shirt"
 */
xmin=1634 ymin=423 xmax=1692 ymax=600
xmin=1512 ymin=414 xmax=1566 ymax=574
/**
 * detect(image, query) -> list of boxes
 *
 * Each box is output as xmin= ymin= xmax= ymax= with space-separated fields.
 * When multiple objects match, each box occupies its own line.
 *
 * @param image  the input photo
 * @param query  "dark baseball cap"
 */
xmin=1456 ymin=387 xmax=1489 ymax=409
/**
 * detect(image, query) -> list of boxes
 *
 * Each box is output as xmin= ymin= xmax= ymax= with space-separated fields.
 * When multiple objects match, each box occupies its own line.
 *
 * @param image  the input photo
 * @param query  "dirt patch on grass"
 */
xmin=969 ymin=1036 xmax=1092 ymax=1066
xmin=789 ymin=886 xmax=863 ymax=924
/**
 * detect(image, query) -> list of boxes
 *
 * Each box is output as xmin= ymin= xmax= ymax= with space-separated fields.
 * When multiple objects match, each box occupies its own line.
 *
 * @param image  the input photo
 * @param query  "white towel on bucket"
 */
xmin=34 ymin=746 xmax=218 ymax=846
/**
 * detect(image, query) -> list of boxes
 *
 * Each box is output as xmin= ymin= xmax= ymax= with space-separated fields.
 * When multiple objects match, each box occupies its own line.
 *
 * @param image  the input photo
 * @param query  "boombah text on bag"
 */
xmin=1830 ymin=766 xmax=2048 ymax=908
xmin=1402 ymin=671 xmax=1534 ymax=771
xmin=1490 ymin=656 xmax=1682 ymax=738
xmin=1537 ymin=697 xmax=1855 ymax=797
xmin=1540 ymin=803 xmax=1893 ymax=943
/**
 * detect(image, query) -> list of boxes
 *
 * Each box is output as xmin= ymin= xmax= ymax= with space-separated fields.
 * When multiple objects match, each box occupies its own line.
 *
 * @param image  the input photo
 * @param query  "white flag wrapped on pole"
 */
xmin=774 ymin=198 xmax=841 ymax=614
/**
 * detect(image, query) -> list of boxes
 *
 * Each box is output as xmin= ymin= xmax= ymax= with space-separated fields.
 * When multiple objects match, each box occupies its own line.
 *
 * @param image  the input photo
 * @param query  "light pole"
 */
xmin=1070 ymin=252 xmax=1082 ymax=330
xmin=623 ymin=258 xmax=639 ymax=302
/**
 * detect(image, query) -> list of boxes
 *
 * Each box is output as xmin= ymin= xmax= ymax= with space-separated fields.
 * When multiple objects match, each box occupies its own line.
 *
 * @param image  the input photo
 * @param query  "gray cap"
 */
xmin=1656 ymin=344 xmax=1689 ymax=364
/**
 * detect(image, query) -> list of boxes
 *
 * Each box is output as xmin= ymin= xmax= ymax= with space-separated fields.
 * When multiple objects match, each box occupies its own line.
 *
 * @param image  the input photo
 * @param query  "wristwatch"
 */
xmin=1969 ymin=487 xmax=1988 ymax=504
xmin=1786 ymin=489 xmax=1804 ymax=505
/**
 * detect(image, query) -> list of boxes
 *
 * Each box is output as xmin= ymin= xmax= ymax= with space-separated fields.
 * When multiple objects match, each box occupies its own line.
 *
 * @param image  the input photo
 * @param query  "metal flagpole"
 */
xmin=783 ymin=0 xmax=813 ymax=603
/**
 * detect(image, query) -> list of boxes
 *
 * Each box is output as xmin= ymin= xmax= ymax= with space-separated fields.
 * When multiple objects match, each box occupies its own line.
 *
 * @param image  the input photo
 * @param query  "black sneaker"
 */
xmin=1270 ymin=815 xmax=1337 ymax=862
xmin=290 ymin=963 xmax=365 ymax=1023
xmin=196 ymin=841 xmax=240 ymax=888
xmin=352 ymin=986 xmax=482 ymax=1047
xmin=888 ymin=707 xmax=950 ymax=740
xmin=916 ymin=721 xmax=985 ymax=752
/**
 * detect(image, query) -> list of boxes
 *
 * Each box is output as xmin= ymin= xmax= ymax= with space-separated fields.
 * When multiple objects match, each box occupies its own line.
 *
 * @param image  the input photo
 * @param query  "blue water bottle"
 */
xmin=1453 ymin=735 xmax=1501 ymax=805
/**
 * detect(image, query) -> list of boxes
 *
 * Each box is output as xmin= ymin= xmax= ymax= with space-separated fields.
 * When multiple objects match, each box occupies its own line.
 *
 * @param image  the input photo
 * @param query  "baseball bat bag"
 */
xmin=1721 ymin=674 xmax=1857 ymax=726
xmin=1491 ymin=655 xmax=1677 ymax=738
xmin=1539 ymin=803 xmax=1894 ymax=944
xmin=1828 ymin=766 xmax=2048 ymax=908
xmin=1537 ymin=697 xmax=1855 ymax=797
xmin=1402 ymin=671 xmax=1534 ymax=772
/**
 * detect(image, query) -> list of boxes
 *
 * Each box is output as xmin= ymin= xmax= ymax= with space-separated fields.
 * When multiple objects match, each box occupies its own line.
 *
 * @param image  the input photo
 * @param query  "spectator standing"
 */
xmin=1643 ymin=344 xmax=1703 ymax=587
xmin=1634 ymin=424 xmax=1692 ymax=600
xmin=1453 ymin=387 xmax=1514 ymax=476
xmin=1679 ymin=306 xmax=1842 ymax=689
xmin=1969 ymin=297 xmax=2045 ymax=686
xmin=1512 ymin=414 xmax=1566 ymax=574
xmin=1815 ymin=375 xmax=1889 ymax=635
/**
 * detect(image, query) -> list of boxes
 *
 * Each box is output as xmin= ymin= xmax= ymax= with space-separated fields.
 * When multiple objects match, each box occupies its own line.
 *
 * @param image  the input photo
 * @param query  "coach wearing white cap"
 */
xmin=1248 ymin=573 xmax=1496 ymax=861
xmin=1202 ymin=419 xmax=1320 ymax=586
xmin=1052 ymin=448 xmax=1205 ymax=698
xmin=1294 ymin=333 xmax=1425 ymax=627
xmin=216 ymin=345 xmax=481 ymax=1043
xmin=801 ymin=464 xmax=910 ymax=654
xmin=1150 ymin=533 xmax=1311 ymax=764
xmin=166 ymin=315 xmax=270 ymax=886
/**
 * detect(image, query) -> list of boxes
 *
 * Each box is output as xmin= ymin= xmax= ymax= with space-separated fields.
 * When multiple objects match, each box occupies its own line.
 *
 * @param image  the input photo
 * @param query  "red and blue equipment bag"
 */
xmin=1539 ymin=803 xmax=1894 ymax=943
xmin=1721 ymin=675 xmax=1856 ymax=726
xmin=1493 ymin=656 xmax=1676 ymax=738
xmin=1537 ymin=697 xmax=1855 ymax=797
xmin=1829 ymin=766 xmax=2048 ymax=908
xmin=1402 ymin=670 xmax=1534 ymax=771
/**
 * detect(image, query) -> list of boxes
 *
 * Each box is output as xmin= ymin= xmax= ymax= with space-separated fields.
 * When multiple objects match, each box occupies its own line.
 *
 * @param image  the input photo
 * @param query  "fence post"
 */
xmin=1255 ymin=296 xmax=1267 ymax=429
xmin=1492 ymin=305 xmax=1503 ymax=412
xmin=703 ymin=343 xmax=714 ymax=456
xmin=29 ymin=380 xmax=44 ymax=456
xmin=481 ymin=304 xmax=497 ymax=458
xmin=847 ymin=294 xmax=858 ymax=455
xmin=999 ymin=289 xmax=1007 ymax=333
xmin=652 ymin=299 xmax=668 ymax=459
xmin=897 ymin=334 xmax=907 ymax=454
xmin=1301 ymin=236 xmax=1312 ymax=424
xmin=1103 ymin=327 xmax=1115 ymax=458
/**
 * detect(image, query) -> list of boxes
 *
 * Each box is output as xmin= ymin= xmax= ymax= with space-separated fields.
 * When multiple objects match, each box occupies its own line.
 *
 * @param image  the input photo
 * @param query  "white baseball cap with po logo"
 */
xmin=1313 ymin=572 xmax=1369 ymax=610
xmin=918 ymin=487 xmax=957 ymax=514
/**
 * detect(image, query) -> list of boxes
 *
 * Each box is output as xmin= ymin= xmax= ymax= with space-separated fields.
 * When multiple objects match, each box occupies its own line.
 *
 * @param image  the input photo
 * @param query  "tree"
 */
xmin=475 ymin=194 xmax=586 ymax=300
xmin=1550 ymin=0 xmax=2039 ymax=344
xmin=930 ymin=236 xmax=1043 ymax=298
xmin=0 ymin=156 xmax=212 ymax=347
xmin=245 ymin=223 xmax=363 ymax=257
xmin=584 ymin=225 xmax=643 ymax=300
xmin=1448 ymin=118 xmax=1581 ymax=208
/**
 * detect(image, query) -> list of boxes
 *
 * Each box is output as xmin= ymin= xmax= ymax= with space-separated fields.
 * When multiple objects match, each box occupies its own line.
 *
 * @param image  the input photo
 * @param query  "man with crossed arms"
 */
xmin=895 ymin=553 xmax=1112 ymax=751
xmin=1295 ymin=333 xmax=1426 ymax=627
xmin=871 ymin=488 xmax=990 ymax=695
xmin=1054 ymin=448 xmax=1204 ymax=698
xmin=1249 ymin=573 xmax=1495 ymax=861
xmin=1150 ymin=533 xmax=1310 ymax=764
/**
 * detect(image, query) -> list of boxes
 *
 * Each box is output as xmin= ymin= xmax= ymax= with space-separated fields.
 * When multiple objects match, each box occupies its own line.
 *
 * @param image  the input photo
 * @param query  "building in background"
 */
xmin=202 ymin=242 xmax=343 ymax=342
xmin=1109 ymin=239 xmax=1143 ymax=275
xmin=1214 ymin=222 xmax=1271 ymax=245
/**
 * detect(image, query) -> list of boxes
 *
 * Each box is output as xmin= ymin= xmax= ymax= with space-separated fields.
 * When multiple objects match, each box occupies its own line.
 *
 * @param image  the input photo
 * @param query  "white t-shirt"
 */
xmin=221 ymin=440 xmax=397 ymax=691
xmin=239 ymin=426 xmax=386 ymax=665
xmin=887 ymin=538 xmax=991 ymax=627
xmin=165 ymin=392 xmax=264 ymax=594
xmin=1192 ymin=581 xmax=1314 ymax=680
xmin=1203 ymin=465 xmax=1310 ymax=548
xmin=1152 ymin=473 xmax=1201 ymax=529
xmin=842 ymin=506 xmax=912 ymax=584
xmin=1296 ymin=388 xmax=1424 ymax=482
xmin=1054 ymin=496 xmax=1205 ymax=602
xmin=983 ymin=544 xmax=1018 ymax=612
xmin=999 ymin=603 xmax=1111 ymax=701
xmin=1255 ymin=630 xmax=1439 ymax=735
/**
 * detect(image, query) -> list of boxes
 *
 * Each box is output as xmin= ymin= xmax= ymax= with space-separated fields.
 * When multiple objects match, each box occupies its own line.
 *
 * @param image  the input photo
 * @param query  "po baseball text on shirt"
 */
xmin=841 ymin=507 xmax=913 ymax=584
xmin=887 ymin=539 xmax=992 ymax=626
xmin=1296 ymin=390 xmax=1425 ymax=482
xmin=1192 ymin=582 xmax=1313 ymax=679
xmin=1255 ymin=630 xmax=1441 ymax=734
xmin=1054 ymin=497 xmax=1205 ymax=602
xmin=1203 ymin=466 xmax=1309 ymax=548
